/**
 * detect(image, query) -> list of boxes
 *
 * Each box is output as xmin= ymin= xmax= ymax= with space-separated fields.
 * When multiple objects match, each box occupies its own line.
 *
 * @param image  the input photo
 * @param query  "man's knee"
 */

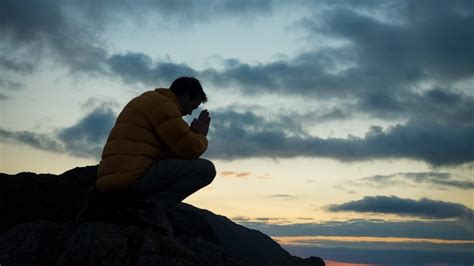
xmin=197 ymin=158 xmax=216 ymax=185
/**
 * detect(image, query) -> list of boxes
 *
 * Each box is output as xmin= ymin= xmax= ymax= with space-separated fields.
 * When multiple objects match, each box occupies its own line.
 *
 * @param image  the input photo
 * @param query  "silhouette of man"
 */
xmin=94 ymin=76 xmax=215 ymax=235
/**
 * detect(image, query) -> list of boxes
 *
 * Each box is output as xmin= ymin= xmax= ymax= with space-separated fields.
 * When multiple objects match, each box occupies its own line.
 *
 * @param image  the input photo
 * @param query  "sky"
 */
xmin=0 ymin=0 xmax=473 ymax=264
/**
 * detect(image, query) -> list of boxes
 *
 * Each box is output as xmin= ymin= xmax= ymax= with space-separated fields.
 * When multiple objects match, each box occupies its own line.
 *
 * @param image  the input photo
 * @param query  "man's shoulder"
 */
xmin=131 ymin=89 xmax=172 ymax=105
xmin=131 ymin=89 xmax=180 ymax=116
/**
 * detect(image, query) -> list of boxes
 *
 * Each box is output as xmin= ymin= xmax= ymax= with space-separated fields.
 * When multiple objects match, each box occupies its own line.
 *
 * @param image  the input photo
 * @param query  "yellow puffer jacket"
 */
xmin=96 ymin=88 xmax=208 ymax=192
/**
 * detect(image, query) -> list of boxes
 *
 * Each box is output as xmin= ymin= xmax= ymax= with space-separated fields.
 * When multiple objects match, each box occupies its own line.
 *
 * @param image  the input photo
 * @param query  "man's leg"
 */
xmin=127 ymin=158 xmax=216 ymax=212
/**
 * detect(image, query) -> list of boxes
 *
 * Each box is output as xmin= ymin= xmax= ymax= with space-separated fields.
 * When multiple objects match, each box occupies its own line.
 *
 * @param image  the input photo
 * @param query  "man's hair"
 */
xmin=169 ymin=77 xmax=208 ymax=103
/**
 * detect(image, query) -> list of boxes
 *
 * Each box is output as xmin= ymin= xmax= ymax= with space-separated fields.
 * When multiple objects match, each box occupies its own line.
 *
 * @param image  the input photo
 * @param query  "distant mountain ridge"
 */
xmin=0 ymin=165 xmax=325 ymax=265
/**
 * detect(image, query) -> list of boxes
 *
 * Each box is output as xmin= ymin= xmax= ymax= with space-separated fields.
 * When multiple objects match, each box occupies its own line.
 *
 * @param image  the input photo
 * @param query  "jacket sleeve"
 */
xmin=146 ymin=100 xmax=208 ymax=159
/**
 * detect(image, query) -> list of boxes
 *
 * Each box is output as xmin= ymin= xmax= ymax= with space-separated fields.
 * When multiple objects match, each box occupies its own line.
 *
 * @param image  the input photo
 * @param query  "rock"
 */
xmin=273 ymin=256 xmax=326 ymax=266
xmin=0 ymin=166 xmax=97 ymax=232
xmin=0 ymin=221 xmax=76 ymax=266
xmin=175 ymin=204 xmax=291 ymax=264
xmin=0 ymin=166 xmax=325 ymax=265
xmin=1 ymin=221 xmax=247 ymax=266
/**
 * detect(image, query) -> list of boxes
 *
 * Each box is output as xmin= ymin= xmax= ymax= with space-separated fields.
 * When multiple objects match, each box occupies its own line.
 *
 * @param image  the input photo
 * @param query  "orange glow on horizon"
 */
xmin=272 ymin=235 xmax=474 ymax=245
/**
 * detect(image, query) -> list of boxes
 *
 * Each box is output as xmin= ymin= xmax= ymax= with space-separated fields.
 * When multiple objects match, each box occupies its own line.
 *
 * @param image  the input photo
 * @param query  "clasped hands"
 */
xmin=190 ymin=110 xmax=211 ymax=136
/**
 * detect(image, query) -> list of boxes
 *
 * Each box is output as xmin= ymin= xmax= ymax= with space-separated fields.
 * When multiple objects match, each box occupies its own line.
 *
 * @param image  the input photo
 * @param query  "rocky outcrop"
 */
xmin=0 ymin=166 xmax=325 ymax=265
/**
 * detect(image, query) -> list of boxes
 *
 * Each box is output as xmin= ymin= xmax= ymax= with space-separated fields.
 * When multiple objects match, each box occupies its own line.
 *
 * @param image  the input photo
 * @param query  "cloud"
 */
xmin=106 ymin=52 xmax=198 ymax=86
xmin=269 ymin=194 xmax=295 ymax=199
xmin=56 ymin=106 xmax=116 ymax=158
xmin=231 ymin=216 xmax=291 ymax=224
xmin=220 ymin=171 xmax=235 ymax=176
xmin=206 ymin=109 xmax=474 ymax=165
xmin=296 ymin=217 xmax=314 ymax=221
xmin=0 ymin=105 xmax=116 ymax=159
xmin=0 ymin=0 xmax=273 ymax=84
xmin=315 ymin=1 xmax=474 ymax=83
xmin=0 ymin=57 xmax=34 ymax=74
xmin=236 ymin=218 xmax=473 ymax=240
xmin=326 ymin=196 xmax=474 ymax=224
xmin=254 ymin=217 xmax=287 ymax=222
xmin=0 ymin=129 xmax=64 ymax=154
xmin=1 ymin=104 xmax=472 ymax=165
xmin=202 ymin=51 xmax=356 ymax=97
xmin=0 ymin=93 xmax=8 ymax=101
xmin=364 ymin=172 xmax=474 ymax=190
xmin=200 ymin=1 xmax=473 ymax=90
xmin=356 ymin=88 xmax=474 ymax=125
xmin=219 ymin=171 xmax=251 ymax=178
xmin=69 ymin=0 xmax=274 ymax=24
xmin=0 ymin=0 xmax=108 ymax=77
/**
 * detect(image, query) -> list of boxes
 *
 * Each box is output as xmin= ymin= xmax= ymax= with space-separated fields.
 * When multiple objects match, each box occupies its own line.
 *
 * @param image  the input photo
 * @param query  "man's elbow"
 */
xmin=178 ymin=143 xmax=207 ymax=159
xmin=189 ymin=145 xmax=207 ymax=159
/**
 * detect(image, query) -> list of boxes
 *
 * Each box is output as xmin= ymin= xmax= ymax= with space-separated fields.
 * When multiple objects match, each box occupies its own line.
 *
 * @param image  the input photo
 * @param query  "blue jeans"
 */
xmin=126 ymin=158 xmax=216 ymax=213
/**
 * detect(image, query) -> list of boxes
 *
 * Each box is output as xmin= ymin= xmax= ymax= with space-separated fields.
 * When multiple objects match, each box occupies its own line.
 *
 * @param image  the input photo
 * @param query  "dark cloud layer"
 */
xmin=0 ymin=106 xmax=115 ymax=159
xmin=0 ymin=0 xmax=108 ymax=76
xmin=0 ymin=128 xmax=64 ymax=153
xmin=106 ymin=52 xmax=197 ymax=86
xmin=2 ymin=107 xmax=472 ymax=166
xmin=236 ymin=218 xmax=473 ymax=240
xmin=56 ymin=106 xmax=115 ymax=158
xmin=207 ymin=110 xmax=474 ymax=165
xmin=364 ymin=172 xmax=474 ymax=190
xmin=0 ymin=0 xmax=272 ymax=88
xmin=319 ymin=1 xmax=474 ymax=82
xmin=327 ymin=196 xmax=473 ymax=224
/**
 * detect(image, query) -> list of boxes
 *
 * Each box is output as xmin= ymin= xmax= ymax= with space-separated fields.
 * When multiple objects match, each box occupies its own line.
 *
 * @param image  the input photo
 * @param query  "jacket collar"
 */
xmin=155 ymin=88 xmax=184 ymax=113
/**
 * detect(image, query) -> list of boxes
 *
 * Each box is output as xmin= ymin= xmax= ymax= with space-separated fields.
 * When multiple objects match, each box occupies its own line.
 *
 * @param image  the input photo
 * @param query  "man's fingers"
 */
xmin=198 ymin=110 xmax=209 ymax=122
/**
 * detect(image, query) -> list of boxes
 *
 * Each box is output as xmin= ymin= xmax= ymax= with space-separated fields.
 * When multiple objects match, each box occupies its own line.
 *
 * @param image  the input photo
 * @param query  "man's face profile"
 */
xmin=181 ymin=92 xmax=202 ymax=116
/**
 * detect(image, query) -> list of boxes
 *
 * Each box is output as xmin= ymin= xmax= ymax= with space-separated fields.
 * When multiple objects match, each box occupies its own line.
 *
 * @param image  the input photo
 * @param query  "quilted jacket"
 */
xmin=96 ymin=88 xmax=208 ymax=192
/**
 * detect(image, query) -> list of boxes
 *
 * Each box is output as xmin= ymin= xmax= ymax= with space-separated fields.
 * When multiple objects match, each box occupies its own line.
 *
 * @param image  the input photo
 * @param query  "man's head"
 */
xmin=170 ymin=77 xmax=208 ymax=116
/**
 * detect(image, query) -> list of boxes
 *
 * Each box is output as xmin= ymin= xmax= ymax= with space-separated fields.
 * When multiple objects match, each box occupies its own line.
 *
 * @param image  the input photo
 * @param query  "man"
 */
xmin=90 ymin=77 xmax=215 ymax=235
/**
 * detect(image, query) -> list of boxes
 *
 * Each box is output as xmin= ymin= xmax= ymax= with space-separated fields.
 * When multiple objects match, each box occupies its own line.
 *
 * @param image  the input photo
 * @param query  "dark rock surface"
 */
xmin=0 ymin=166 xmax=325 ymax=265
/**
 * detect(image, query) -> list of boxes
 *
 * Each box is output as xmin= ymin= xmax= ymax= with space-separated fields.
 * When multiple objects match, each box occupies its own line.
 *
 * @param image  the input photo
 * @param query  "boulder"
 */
xmin=0 ymin=166 xmax=325 ymax=265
